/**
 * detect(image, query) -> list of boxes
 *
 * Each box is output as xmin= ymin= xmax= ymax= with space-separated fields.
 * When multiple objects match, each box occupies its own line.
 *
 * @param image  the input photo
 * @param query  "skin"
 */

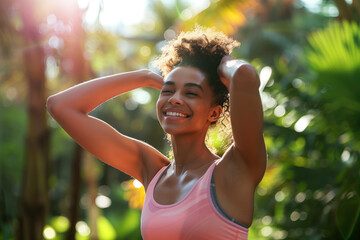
xmin=47 ymin=55 xmax=266 ymax=227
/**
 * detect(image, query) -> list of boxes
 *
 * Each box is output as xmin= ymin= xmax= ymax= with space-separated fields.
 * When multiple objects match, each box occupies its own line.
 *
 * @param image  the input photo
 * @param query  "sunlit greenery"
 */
xmin=1 ymin=0 xmax=359 ymax=239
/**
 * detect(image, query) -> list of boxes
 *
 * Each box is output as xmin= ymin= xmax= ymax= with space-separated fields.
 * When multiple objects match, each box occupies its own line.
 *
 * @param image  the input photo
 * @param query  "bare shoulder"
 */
xmin=214 ymin=144 xmax=266 ymax=187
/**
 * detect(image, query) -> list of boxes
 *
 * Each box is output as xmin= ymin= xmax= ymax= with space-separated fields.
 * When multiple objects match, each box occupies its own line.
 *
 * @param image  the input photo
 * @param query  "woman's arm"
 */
xmin=218 ymin=56 xmax=267 ymax=184
xmin=47 ymin=70 xmax=170 ymax=188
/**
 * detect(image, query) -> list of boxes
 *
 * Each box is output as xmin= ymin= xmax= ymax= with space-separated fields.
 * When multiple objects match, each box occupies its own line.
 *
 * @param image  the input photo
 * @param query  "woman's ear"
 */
xmin=209 ymin=105 xmax=223 ymax=123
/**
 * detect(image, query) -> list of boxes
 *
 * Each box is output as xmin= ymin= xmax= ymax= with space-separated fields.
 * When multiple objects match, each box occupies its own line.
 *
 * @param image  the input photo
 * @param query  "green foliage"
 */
xmin=304 ymin=22 xmax=360 ymax=239
xmin=307 ymin=21 xmax=360 ymax=72
xmin=247 ymin=19 xmax=360 ymax=240
xmin=0 ymin=104 xmax=27 ymax=237
xmin=115 ymin=209 xmax=141 ymax=239
xmin=336 ymin=193 xmax=360 ymax=240
xmin=306 ymin=21 xmax=360 ymax=136
xmin=50 ymin=216 xmax=70 ymax=233
xmin=97 ymin=216 xmax=116 ymax=239
xmin=2 ymin=0 xmax=360 ymax=239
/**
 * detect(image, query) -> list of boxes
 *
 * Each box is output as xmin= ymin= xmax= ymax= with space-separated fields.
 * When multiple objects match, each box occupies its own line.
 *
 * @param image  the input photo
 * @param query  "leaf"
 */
xmin=306 ymin=21 xmax=360 ymax=72
xmin=116 ymin=209 xmax=141 ymax=238
xmin=97 ymin=216 xmax=117 ymax=240
xmin=50 ymin=216 xmax=70 ymax=233
xmin=336 ymin=193 xmax=360 ymax=240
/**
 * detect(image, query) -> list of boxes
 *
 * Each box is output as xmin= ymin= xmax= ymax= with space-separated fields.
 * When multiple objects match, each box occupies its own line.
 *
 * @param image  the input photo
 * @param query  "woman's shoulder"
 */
xmin=214 ymin=146 xmax=254 ymax=185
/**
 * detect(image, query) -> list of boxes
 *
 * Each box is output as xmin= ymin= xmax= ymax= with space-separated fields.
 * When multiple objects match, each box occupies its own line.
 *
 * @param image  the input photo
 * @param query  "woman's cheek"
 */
xmin=156 ymin=97 xmax=166 ymax=122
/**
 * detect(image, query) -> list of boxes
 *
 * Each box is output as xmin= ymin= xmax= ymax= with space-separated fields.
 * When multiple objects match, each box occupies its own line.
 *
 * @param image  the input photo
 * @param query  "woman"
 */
xmin=47 ymin=27 xmax=267 ymax=240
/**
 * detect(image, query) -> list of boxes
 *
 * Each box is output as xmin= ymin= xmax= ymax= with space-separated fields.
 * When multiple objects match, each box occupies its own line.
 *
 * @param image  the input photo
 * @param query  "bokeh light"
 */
xmin=76 ymin=221 xmax=91 ymax=237
xmin=43 ymin=226 xmax=56 ymax=239
xmin=96 ymin=195 xmax=112 ymax=208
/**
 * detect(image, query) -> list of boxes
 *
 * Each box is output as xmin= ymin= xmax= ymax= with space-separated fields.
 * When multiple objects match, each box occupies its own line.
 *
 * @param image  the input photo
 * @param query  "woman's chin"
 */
xmin=162 ymin=126 xmax=188 ymax=136
xmin=162 ymin=128 xmax=180 ymax=136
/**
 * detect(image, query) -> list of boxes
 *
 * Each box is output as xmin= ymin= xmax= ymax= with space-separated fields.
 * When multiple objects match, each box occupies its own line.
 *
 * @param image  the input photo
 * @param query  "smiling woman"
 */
xmin=47 ymin=26 xmax=266 ymax=240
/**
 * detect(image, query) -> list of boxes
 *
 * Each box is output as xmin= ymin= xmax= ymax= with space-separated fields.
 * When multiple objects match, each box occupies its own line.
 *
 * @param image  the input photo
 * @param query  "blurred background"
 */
xmin=0 ymin=0 xmax=359 ymax=239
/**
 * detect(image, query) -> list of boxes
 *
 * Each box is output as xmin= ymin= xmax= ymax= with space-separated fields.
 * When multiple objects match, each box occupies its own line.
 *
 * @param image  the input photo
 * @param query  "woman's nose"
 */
xmin=169 ymin=92 xmax=183 ymax=105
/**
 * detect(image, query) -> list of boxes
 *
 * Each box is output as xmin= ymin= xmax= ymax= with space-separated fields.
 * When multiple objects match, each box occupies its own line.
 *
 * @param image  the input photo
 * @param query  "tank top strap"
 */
xmin=145 ymin=164 xmax=170 ymax=194
xmin=197 ymin=160 xmax=219 ymax=190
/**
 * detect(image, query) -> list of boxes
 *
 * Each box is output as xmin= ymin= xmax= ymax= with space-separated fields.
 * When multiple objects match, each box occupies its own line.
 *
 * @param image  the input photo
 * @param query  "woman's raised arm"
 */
xmin=218 ymin=56 xmax=267 ymax=184
xmin=47 ymin=70 xmax=169 ymax=188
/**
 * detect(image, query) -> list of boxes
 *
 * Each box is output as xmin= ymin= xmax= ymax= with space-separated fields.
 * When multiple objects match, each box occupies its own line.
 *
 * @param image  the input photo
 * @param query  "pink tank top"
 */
xmin=141 ymin=161 xmax=248 ymax=240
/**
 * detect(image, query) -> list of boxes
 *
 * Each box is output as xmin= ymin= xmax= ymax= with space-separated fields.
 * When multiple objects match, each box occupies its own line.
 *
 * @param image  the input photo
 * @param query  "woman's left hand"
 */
xmin=217 ymin=55 xmax=235 ymax=91
xmin=218 ymin=55 xmax=254 ymax=92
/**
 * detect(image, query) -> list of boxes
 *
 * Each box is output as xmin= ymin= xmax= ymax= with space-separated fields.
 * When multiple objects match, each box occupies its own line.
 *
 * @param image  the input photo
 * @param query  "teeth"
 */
xmin=166 ymin=112 xmax=187 ymax=117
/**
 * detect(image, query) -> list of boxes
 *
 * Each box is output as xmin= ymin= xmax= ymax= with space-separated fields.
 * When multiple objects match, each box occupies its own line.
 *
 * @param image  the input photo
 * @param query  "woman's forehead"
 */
xmin=164 ymin=66 xmax=208 ymax=84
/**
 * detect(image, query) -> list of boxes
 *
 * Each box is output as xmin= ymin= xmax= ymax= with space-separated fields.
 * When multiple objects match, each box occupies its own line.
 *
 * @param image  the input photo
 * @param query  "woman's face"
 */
xmin=156 ymin=66 xmax=221 ymax=136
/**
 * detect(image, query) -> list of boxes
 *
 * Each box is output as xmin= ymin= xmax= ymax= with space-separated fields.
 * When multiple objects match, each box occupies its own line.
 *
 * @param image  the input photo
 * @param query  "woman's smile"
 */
xmin=165 ymin=112 xmax=187 ymax=117
xmin=160 ymin=108 xmax=192 ymax=127
xmin=163 ymin=108 xmax=191 ymax=120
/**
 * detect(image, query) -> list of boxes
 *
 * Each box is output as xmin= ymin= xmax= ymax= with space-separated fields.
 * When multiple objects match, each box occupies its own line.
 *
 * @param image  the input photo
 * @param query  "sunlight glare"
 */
xmin=341 ymin=149 xmax=351 ymax=162
xmin=43 ymin=226 xmax=56 ymax=239
xmin=294 ymin=115 xmax=314 ymax=132
xmin=275 ymin=191 xmax=285 ymax=202
xmin=290 ymin=211 xmax=300 ymax=221
xmin=78 ymin=0 xmax=89 ymax=9
xmin=82 ymin=0 xmax=148 ymax=32
xmin=295 ymin=192 xmax=306 ymax=203
xmin=47 ymin=14 xmax=57 ymax=25
xmin=140 ymin=46 xmax=152 ymax=57
xmin=292 ymin=78 xmax=303 ymax=88
xmin=259 ymin=66 xmax=272 ymax=92
xmin=132 ymin=89 xmax=151 ymax=104
xmin=264 ymin=97 xmax=277 ymax=109
xmin=100 ymin=0 xmax=147 ymax=26
xmin=76 ymin=221 xmax=91 ymax=236
xmin=273 ymin=230 xmax=288 ymax=239
xmin=182 ymin=0 xmax=210 ymax=14
xmin=262 ymin=216 xmax=273 ymax=225
xmin=181 ymin=8 xmax=193 ymax=20
xmin=95 ymin=195 xmax=112 ymax=208
xmin=160 ymin=0 xmax=176 ymax=8
xmin=5 ymin=87 xmax=18 ymax=101
xmin=261 ymin=226 xmax=273 ymax=237
xmin=274 ymin=105 xmax=286 ymax=117
xmin=300 ymin=0 xmax=322 ymax=13
xmin=46 ymin=56 xmax=60 ymax=80
xmin=164 ymin=29 xmax=177 ymax=41
xmin=281 ymin=111 xmax=296 ymax=128
xmin=300 ymin=0 xmax=339 ymax=17
xmin=133 ymin=179 xmax=143 ymax=188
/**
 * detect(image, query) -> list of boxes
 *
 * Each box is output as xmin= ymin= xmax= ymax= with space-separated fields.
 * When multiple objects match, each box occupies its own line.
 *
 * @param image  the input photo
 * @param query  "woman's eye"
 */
xmin=186 ymin=92 xmax=198 ymax=96
xmin=161 ymin=90 xmax=173 ymax=94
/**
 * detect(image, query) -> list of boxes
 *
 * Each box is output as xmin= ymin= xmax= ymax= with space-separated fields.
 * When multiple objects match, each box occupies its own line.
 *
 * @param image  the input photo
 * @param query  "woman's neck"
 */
xmin=170 ymin=133 xmax=219 ymax=175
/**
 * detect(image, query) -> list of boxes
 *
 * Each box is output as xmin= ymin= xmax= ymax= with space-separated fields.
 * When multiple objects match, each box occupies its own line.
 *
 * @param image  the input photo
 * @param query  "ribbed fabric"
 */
xmin=141 ymin=161 xmax=248 ymax=240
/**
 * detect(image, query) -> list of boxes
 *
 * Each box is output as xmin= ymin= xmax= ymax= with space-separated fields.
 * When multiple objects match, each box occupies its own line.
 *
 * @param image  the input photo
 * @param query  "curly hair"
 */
xmin=153 ymin=27 xmax=240 ymax=124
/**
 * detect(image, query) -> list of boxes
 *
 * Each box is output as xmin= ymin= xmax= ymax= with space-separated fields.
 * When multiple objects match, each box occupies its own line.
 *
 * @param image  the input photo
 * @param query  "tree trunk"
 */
xmin=17 ymin=0 xmax=50 ymax=238
xmin=334 ymin=0 xmax=354 ymax=21
xmin=66 ymin=144 xmax=83 ymax=240
xmin=352 ymin=0 xmax=360 ymax=18
xmin=60 ymin=3 xmax=93 ymax=239
xmin=83 ymin=151 xmax=99 ymax=240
